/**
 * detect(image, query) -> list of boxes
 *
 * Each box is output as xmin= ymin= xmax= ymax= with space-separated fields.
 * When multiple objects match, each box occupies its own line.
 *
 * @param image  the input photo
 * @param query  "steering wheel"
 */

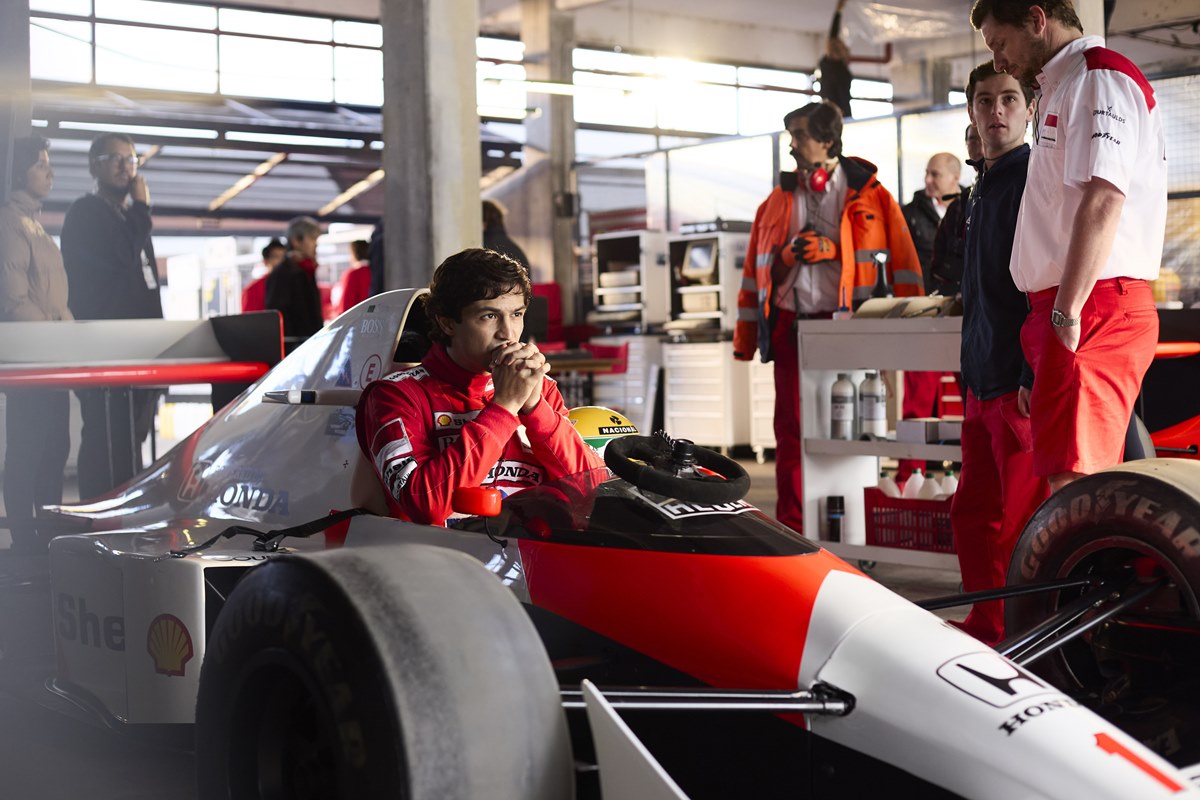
xmin=604 ymin=435 xmax=750 ymax=504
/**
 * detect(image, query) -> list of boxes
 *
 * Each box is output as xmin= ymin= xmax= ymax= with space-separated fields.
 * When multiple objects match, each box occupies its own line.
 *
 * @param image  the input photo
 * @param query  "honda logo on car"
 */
xmin=936 ymin=653 xmax=1053 ymax=708
xmin=56 ymin=592 xmax=124 ymax=652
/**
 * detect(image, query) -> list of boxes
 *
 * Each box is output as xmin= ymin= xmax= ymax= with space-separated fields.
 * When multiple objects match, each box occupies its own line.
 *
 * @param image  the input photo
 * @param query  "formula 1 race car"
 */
xmin=8 ymin=288 xmax=1200 ymax=799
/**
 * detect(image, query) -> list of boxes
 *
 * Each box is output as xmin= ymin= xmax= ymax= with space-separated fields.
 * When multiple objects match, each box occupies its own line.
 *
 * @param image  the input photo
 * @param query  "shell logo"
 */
xmin=436 ymin=413 xmax=452 ymax=427
xmin=146 ymin=614 xmax=194 ymax=677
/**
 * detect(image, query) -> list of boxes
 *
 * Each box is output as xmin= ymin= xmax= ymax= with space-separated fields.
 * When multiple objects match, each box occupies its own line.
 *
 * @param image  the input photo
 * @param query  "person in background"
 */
xmin=61 ymin=132 xmax=163 ymax=499
xmin=819 ymin=0 xmax=853 ymax=118
xmin=973 ymin=0 xmax=1166 ymax=492
xmin=482 ymin=199 xmax=531 ymax=273
xmin=0 ymin=137 xmax=72 ymax=553
xmin=367 ymin=220 xmax=385 ymax=298
xmin=733 ymin=100 xmax=922 ymax=534
xmin=332 ymin=239 xmax=372 ymax=317
xmin=265 ymin=216 xmax=324 ymax=352
xmin=929 ymin=125 xmax=985 ymax=298
xmin=355 ymin=248 xmax=601 ymax=526
xmin=903 ymin=153 xmax=964 ymax=283
xmin=241 ymin=238 xmax=285 ymax=313
xmin=952 ymin=62 xmax=1046 ymax=645
xmin=898 ymin=151 xmax=965 ymax=483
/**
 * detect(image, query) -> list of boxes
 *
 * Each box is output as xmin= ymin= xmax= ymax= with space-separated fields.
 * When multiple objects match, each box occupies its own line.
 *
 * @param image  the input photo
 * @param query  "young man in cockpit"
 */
xmin=356 ymin=248 xmax=601 ymax=526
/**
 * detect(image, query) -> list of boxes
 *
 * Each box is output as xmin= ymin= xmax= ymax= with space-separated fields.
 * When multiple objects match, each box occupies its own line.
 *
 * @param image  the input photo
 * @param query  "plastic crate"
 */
xmin=863 ymin=487 xmax=956 ymax=553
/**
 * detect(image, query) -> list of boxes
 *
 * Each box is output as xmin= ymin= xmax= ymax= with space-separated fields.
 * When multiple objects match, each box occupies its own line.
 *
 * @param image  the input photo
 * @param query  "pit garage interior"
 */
xmin=1 ymin=0 xmax=1200 ymax=797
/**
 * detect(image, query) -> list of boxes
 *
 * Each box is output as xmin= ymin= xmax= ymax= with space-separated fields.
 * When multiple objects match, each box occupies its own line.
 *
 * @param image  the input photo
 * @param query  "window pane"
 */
xmin=334 ymin=46 xmax=382 ymax=105
xmin=575 ymin=129 xmax=656 ymax=161
xmin=841 ymin=117 xmax=900 ymax=196
xmin=655 ymin=57 xmax=736 ymax=85
xmin=477 ymin=36 xmax=524 ymax=62
xmin=738 ymin=66 xmax=810 ymax=91
xmin=220 ymin=36 xmax=333 ymax=102
xmin=899 ymin=108 xmax=971 ymax=200
xmin=31 ymin=18 xmax=93 ymax=83
xmin=31 ymin=0 xmax=91 ymax=14
xmin=334 ymin=20 xmax=381 ymax=47
xmin=573 ymin=71 xmax=656 ymax=129
xmin=476 ymin=61 xmax=527 ymax=112
xmin=573 ymin=48 xmax=654 ymax=75
xmin=95 ymin=23 xmax=217 ymax=92
xmin=738 ymin=87 xmax=805 ymax=136
xmin=656 ymin=80 xmax=738 ymax=135
xmin=218 ymin=9 xmax=332 ymax=42
xmin=95 ymin=0 xmax=215 ymax=28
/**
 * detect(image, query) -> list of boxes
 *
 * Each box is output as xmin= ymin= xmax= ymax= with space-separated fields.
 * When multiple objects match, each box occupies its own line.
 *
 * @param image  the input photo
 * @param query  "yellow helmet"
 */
xmin=567 ymin=406 xmax=639 ymax=456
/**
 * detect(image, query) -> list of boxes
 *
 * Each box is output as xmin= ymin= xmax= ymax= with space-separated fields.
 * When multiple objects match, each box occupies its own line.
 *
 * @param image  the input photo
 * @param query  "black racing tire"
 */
xmin=604 ymin=435 xmax=750 ymax=504
xmin=1005 ymin=460 xmax=1200 ymax=759
xmin=195 ymin=544 xmax=574 ymax=800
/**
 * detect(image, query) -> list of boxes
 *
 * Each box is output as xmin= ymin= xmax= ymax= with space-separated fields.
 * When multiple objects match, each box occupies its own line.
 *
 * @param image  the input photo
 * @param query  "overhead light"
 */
xmin=319 ymin=168 xmax=384 ymax=216
xmin=477 ymin=105 xmax=542 ymax=121
xmin=208 ymin=152 xmax=288 ymax=212
xmin=483 ymin=78 xmax=628 ymax=97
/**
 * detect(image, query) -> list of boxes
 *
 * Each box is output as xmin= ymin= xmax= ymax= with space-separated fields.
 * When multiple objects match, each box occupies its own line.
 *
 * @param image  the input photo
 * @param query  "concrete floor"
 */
xmin=0 ymin=454 xmax=966 ymax=797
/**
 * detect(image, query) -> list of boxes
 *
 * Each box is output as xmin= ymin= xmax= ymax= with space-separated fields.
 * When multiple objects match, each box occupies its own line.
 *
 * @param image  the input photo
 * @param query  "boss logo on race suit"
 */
xmin=146 ymin=613 xmax=194 ymax=677
xmin=483 ymin=460 xmax=544 ymax=486
xmin=56 ymin=593 xmax=124 ymax=651
xmin=936 ymin=653 xmax=1055 ymax=708
xmin=998 ymin=697 xmax=1079 ymax=736
xmin=650 ymin=498 xmax=756 ymax=521
xmin=1020 ymin=479 xmax=1200 ymax=580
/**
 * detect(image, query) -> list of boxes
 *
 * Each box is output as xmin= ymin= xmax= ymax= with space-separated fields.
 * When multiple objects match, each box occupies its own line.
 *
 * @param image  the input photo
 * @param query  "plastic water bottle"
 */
xmin=902 ymin=467 xmax=926 ymax=499
xmin=941 ymin=470 xmax=959 ymax=496
xmin=877 ymin=470 xmax=901 ymax=498
xmin=859 ymin=371 xmax=887 ymax=437
xmin=830 ymin=373 xmax=857 ymax=440
xmin=918 ymin=474 xmax=942 ymax=499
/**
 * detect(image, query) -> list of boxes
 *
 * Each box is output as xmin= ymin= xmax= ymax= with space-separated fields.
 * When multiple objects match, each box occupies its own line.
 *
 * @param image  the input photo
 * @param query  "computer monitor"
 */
xmin=680 ymin=239 xmax=716 ymax=284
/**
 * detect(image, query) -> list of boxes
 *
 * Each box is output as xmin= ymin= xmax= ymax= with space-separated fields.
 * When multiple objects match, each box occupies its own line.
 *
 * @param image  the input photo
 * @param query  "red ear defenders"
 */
xmin=807 ymin=166 xmax=829 ymax=193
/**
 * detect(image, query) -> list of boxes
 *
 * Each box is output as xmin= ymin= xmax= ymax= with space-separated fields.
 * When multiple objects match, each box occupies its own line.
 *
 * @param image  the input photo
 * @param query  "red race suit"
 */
xmin=356 ymin=342 xmax=603 ymax=525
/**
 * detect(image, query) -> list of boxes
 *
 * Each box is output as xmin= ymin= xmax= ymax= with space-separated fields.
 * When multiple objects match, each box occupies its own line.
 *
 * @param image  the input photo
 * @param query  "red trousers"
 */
xmin=950 ymin=389 xmax=1048 ymax=644
xmin=1022 ymin=279 xmax=1158 ymax=476
xmin=772 ymin=309 xmax=804 ymax=533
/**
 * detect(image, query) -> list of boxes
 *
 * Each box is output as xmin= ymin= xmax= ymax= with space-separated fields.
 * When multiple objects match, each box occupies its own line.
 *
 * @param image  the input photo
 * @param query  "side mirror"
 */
xmin=451 ymin=487 xmax=502 ymax=517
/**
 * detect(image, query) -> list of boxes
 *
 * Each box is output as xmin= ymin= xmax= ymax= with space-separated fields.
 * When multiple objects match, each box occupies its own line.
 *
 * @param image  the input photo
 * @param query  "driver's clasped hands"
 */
xmin=489 ymin=340 xmax=550 ymax=415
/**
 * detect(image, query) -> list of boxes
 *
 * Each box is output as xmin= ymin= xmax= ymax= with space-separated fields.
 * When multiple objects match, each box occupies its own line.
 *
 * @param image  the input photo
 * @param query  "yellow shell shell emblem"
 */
xmin=146 ymin=613 xmax=195 ymax=677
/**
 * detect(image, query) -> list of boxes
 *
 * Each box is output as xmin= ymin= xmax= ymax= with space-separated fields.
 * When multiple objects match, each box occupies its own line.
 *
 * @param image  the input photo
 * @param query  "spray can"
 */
xmin=830 ymin=373 xmax=857 ymax=440
xmin=859 ymin=371 xmax=888 ymax=438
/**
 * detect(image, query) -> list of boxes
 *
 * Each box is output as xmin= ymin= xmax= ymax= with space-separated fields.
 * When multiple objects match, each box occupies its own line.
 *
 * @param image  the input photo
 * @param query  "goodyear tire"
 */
xmin=195 ymin=544 xmax=574 ymax=800
xmin=1005 ymin=460 xmax=1200 ymax=759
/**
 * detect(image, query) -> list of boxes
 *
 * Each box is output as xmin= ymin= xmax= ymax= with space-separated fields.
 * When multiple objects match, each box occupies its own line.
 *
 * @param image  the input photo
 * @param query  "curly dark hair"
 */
xmin=425 ymin=248 xmax=532 ymax=345
xmin=11 ymin=136 xmax=50 ymax=190
xmin=970 ymin=0 xmax=1082 ymax=33
xmin=783 ymin=101 xmax=844 ymax=159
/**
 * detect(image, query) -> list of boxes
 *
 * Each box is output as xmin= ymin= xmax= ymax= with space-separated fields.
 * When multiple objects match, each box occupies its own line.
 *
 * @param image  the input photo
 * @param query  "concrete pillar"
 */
xmin=521 ymin=0 xmax=579 ymax=320
xmin=378 ymin=0 xmax=480 ymax=291
xmin=1 ymin=0 xmax=32 ymax=203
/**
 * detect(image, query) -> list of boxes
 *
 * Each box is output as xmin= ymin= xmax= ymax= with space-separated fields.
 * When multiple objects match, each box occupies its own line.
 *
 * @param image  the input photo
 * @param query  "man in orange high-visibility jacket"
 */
xmin=733 ymin=100 xmax=922 ymax=534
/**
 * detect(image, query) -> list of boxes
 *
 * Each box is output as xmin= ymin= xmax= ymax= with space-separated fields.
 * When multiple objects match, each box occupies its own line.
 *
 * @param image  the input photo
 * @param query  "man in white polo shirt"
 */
xmin=971 ymin=0 xmax=1166 ymax=492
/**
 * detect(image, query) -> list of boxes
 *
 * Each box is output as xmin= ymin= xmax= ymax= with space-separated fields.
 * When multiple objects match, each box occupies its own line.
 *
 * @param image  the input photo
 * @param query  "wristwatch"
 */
xmin=1050 ymin=308 xmax=1080 ymax=327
